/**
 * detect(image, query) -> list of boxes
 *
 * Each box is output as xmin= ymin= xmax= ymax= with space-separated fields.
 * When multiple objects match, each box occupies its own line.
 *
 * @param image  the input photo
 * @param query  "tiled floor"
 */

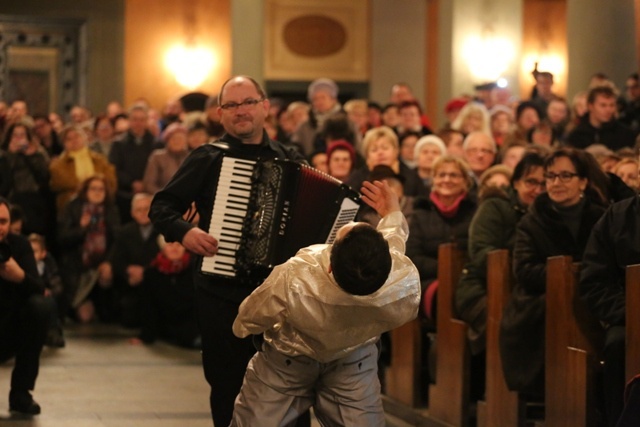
xmin=0 ymin=324 xmax=412 ymax=427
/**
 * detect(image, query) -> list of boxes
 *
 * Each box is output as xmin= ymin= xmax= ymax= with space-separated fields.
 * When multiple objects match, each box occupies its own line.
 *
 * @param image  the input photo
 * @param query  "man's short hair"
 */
xmin=588 ymin=85 xmax=618 ymax=104
xmin=398 ymin=100 xmax=423 ymax=115
xmin=0 ymin=196 xmax=10 ymax=214
xmin=330 ymin=224 xmax=392 ymax=296
xmin=218 ymin=76 xmax=267 ymax=105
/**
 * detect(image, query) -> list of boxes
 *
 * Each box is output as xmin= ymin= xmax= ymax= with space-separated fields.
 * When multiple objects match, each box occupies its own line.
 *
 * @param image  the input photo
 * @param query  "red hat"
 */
xmin=326 ymin=140 xmax=356 ymax=164
xmin=444 ymin=97 xmax=469 ymax=113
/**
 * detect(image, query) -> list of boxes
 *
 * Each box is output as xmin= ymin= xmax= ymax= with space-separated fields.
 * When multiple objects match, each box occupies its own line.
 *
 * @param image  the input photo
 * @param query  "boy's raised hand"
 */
xmin=361 ymin=180 xmax=400 ymax=218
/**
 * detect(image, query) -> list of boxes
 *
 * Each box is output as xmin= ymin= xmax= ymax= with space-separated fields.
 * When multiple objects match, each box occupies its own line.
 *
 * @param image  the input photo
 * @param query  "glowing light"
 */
xmin=497 ymin=77 xmax=508 ymax=88
xmin=522 ymin=53 xmax=566 ymax=79
xmin=165 ymin=44 xmax=216 ymax=89
xmin=463 ymin=35 xmax=515 ymax=82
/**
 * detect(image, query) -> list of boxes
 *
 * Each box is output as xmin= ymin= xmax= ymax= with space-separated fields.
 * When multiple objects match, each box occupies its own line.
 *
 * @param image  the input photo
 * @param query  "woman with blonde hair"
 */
xmin=346 ymin=126 xmax=419 ymax=194
xmin=451 ymin=102 xmax=491 ymax=136
xmin=612 ymin=157 xmax=639 ymax=190
xmin=406 ymin=155 xmax=477 ymax=321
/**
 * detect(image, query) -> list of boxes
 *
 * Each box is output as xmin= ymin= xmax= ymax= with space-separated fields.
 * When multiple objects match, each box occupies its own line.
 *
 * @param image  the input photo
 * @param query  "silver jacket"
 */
xmin=233 ymin=211 xmax=420 ymax=363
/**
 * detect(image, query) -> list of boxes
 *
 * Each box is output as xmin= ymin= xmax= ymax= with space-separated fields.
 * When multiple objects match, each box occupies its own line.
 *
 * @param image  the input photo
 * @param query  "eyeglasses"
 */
xmin=435 ymin=172 xmax=464 ymax=180
xmin=466 ymin=147 xmax=495 ymax=156
xmin=522 ymin=178 xmax=546 ymax=189
xmin=220 ymin=98 xmax=264 ymax=111
xmin=544 ymin=172 xmax=579 ymax=183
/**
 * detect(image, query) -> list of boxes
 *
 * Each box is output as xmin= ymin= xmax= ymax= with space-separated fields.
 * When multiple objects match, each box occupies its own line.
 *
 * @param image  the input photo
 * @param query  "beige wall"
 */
xmin=231 ymin=0 xmax=264 ymax=82
xmin=370 ymin=0 xmax=426 ymax=107
xmin=567 ymin=0 xmax=637 ymax=99
xmin=0 ymin=0 xmax=125 ymax=116
xmin=124 ymin=0 xmax=231 ymax=110
xmin=1 ymin=0 xmax=637 ymax=121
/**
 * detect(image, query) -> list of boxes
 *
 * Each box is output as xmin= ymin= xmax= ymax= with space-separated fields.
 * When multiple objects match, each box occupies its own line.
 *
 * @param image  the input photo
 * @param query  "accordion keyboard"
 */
xmin=201 ymin=157 xmax=256 ymax=277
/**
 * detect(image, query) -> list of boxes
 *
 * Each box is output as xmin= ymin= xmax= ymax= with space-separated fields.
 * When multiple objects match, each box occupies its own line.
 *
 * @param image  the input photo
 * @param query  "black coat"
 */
xmin=499 ymin=193 xmax=605 ymax=394
xmin=565 ymin=113 xmax=635 ymax=151
xmin=109 ymin=131 xmax=158 ymax=196
xmin=109 ymin=222 xmax=159 ymax=289
xmin=0 ymin=233 xmax=43 ymax=330
xmin=57 ymin=197 xmax=120 ymax=302
xmin=406 ymin=192 xmax=477 ymax=289
xmin=580 ymin=195 xmax=640 ymax=327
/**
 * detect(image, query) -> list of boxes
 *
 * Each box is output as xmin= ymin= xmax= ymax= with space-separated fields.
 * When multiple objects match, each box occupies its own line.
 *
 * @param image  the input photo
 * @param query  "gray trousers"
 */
xmin=229 ymin=341 xmax=384 ymax=427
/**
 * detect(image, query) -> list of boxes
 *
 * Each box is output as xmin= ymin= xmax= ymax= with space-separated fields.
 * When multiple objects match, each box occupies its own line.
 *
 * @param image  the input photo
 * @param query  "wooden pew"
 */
xmin=476 ymin=250 xmax=526 ymax=427
xmin=384 ymin=318 xmax=422 ymax=407
xmin=626 ymin=263 xmax=640 ymax=383
xmin=545 ymin=256 xmax=604 ymax=427
xmin=428 ymin=243 xmax=470 ymax=427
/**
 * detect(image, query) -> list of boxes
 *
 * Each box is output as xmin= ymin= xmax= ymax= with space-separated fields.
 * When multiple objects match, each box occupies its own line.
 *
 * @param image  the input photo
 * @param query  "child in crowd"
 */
xmin=229 ymin=180 xmax=420 ymax=426
xmin=28 ymin=234 xmax=65 ymax=348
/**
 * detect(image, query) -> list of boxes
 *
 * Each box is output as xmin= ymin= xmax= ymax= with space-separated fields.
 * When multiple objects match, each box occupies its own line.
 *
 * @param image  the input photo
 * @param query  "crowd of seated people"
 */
xmin=1 ymin=70 xmax=640 ymax=425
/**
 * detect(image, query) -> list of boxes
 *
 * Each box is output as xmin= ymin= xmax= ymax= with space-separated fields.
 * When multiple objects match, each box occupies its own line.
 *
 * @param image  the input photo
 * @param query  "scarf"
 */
xmin=81 ymin=203 xmax=107 ymax=267
xmin=429 ymin=191 xmax=467 ymax=218
xmin=68 ymin=146 xmax=95 ymax=183
xmin=151 ymin=251 xmax=191 ymax=275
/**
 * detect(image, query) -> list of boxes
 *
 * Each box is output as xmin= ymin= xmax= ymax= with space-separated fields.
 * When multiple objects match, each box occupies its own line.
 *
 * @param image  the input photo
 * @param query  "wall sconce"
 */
xmin=463 ymin=33 xmax=514 ymax=83
xmin=165 ymin=43 xmax=216 ymax=89
xmin=164 ymin=3 xmax=216 ymax=89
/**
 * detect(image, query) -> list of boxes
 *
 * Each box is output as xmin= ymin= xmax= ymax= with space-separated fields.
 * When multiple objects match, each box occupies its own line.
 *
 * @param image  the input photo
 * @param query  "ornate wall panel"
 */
xmin=265 ymin=0 xmax=369 ymax=81
xmin=0 ymin=15 xmax=85 ymax=115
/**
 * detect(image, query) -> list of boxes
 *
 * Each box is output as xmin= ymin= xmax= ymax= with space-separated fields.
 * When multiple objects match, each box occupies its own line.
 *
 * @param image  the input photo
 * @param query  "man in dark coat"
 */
xmin=580 ymin=193 xmax=640 ymax=427
xmin=565 ymin=85 xmax=635 ymax=151
xmin=108 ymin=193 xmax=159 ymax=327
xmin=109 ymin=104 xmax=158 ymax=223
xmin=0 ymin=197 xmax=52 ymax=415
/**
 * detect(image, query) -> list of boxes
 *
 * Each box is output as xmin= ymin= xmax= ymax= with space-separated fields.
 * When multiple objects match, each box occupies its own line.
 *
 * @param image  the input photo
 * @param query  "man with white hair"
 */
xmin=291 ymin=78 xmax=342 ymax=158
xmin=463 ymin=131 xmax=497 ymax=184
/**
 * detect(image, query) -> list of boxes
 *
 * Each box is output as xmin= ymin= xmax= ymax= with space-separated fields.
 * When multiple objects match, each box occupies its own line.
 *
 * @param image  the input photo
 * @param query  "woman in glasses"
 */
xmin=456 ymin=152 xmax=546 ymax=353
xmin=499 ymin=147 xmax=610 ymax=401
xmin=406 ymin=155 xmax=477 ymax=322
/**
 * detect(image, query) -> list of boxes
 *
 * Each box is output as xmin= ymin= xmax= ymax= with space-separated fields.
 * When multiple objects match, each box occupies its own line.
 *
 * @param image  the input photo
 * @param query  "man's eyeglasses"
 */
xmin=220 ymin=98 xmax=264 ymax=111
xmin=522 ymin=178 xmax=546 ymax=189
xmin=544 ymin=172 xmax=579 ymax=183
xmin=466 ymin=147 xmax=494 ymax=156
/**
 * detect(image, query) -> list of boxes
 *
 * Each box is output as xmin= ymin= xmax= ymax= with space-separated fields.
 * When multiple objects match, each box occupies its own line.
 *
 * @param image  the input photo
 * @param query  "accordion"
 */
xmin=200 ymin=155 xmax=361 ymax=280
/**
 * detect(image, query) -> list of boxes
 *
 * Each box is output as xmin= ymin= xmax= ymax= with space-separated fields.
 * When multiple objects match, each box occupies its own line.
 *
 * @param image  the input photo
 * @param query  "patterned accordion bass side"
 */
xmin=200 ymin=156 xmax=361 ymax=281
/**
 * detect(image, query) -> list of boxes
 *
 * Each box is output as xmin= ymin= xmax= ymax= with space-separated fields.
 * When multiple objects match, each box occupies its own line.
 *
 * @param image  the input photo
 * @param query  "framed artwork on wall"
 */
xmin=264 ymin=0 xmax=370 ymax=82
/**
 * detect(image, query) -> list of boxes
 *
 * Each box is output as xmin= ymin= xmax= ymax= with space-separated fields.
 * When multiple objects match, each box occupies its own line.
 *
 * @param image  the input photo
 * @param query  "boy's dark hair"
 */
xmin=330 ymin=224 xmax=392 ymax=296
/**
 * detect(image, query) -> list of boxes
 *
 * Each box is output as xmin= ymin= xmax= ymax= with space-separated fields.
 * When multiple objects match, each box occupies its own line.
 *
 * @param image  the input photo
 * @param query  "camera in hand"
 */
xmin=0 ymin=240 xmax=11 ymax=263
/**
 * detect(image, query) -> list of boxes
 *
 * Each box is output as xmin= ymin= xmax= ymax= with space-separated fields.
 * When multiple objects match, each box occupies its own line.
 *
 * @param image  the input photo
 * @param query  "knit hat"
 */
xmin=307 ymin=78 xmax=339 ymax=101
xmin=326 ymin=139 xmax=356 ymax=164
xmin=161 ymin=122 xmax=187 ymax=143
xmin=414 ymin=135 xmax=447 ymax=160
xmin=445 ymin=97 xmax=469 ymax=114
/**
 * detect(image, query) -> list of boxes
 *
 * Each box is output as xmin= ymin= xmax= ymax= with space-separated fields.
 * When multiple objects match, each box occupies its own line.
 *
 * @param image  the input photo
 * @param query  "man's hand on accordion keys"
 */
xmin=182 ymin=227 xmax=219 ymax=257
xmin=361 ymin=180 xmax=401 ymax=219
